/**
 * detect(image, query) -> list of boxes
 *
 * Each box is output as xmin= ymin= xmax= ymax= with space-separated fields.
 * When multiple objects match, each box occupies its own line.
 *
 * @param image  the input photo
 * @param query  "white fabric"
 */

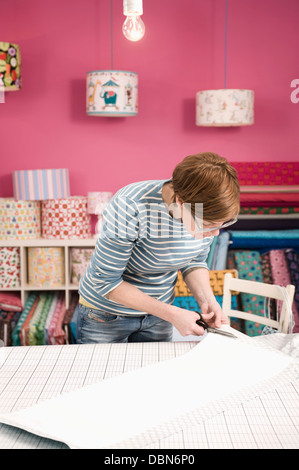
xmin=0 ymin=328 xmax=293 ymax=449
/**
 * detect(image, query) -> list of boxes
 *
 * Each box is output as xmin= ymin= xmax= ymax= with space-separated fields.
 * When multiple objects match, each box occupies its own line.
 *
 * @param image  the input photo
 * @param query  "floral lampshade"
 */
xmin=0 ymin=42 xmax=21 ymax=91
xmin=196 ymin=89 xmax=254 ymax=127
xmin=86 ymin=70 xmax=138 ymax=117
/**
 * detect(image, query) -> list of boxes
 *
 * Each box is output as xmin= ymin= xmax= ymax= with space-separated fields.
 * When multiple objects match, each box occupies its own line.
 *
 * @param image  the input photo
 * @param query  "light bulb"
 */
xmin=122 ymin=15 xmax=145 ymax=42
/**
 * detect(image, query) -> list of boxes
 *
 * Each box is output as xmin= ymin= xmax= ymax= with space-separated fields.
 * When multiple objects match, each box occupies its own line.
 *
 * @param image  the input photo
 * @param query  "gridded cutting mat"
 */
xmin=0 ymin=340 xmax=298 ymax=449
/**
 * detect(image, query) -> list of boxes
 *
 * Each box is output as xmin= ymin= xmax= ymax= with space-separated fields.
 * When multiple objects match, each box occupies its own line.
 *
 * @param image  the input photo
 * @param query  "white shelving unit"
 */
xmin=0 ymin=238 xmax=97 ymax=308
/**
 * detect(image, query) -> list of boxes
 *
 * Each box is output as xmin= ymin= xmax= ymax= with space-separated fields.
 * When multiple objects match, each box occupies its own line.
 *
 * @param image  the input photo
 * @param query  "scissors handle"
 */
xmin=195 ymin=311 xmax=210 ymax=330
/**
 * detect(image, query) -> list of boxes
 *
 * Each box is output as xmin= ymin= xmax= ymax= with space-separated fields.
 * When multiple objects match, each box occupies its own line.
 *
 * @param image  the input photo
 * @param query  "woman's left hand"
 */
xmin=199 ymin=300 xmax=228 ymax=329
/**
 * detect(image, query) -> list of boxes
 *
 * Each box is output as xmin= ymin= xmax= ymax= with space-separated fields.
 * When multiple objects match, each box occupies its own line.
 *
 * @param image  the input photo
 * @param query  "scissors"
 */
xmin=195 ymin=311 xmax=237 ymax=339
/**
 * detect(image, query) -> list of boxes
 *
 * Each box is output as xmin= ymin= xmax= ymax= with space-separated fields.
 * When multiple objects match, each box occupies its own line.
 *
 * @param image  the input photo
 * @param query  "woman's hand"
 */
xmin=170 ymin=306 xmax=206 ymax=337
xmin=199 ymin=300 xmax=228 ymax=329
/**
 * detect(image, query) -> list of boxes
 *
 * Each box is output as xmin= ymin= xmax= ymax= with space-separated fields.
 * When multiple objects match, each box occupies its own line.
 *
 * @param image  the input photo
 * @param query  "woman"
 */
xmin=77 ymin=152 xmax=240 ymax=343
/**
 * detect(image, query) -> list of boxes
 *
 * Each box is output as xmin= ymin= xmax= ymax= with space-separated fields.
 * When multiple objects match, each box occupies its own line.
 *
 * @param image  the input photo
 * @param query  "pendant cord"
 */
xmin=224 ymin=0 xmax=228 ymax=89
xmin=111 ymin=0 xmax=114 ymax=70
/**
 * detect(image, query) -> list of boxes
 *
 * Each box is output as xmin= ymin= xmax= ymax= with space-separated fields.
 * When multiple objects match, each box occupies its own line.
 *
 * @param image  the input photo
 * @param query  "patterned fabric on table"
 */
xmin=270 ymin=249 xmax=299 ymax=333
xmin=233 ymin=251 xmax=265 ymax=336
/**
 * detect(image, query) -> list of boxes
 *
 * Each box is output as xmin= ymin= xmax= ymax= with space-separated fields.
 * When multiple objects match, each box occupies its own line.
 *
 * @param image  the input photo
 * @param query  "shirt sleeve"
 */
xmin=180 ymin=236 xmax=214 ymax=277
xmin=87 ymin=195 xmax=139 ymax=297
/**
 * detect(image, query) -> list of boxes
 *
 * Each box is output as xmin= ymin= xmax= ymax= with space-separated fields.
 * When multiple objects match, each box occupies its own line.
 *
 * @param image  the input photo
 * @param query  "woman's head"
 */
xmin=171 ymin=152 xmax=240 ymax=224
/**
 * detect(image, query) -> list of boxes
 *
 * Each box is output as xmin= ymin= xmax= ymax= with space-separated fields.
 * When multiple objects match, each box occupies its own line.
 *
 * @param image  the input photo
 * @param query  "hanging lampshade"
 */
xmin=0 ymin=42 xmax=21 ymax=91
xmin=86 ymin=70 xmax=138 ymax=117
xmin=196 ymin=89 xmax=254 ymax=127
xmin=196 ymin=0 xmax=254 ymax=127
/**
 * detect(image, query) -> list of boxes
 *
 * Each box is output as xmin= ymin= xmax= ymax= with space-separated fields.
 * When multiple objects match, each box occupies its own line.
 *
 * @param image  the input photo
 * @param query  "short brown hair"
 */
xmin=171 ymin=152 xmax=240 ymax=222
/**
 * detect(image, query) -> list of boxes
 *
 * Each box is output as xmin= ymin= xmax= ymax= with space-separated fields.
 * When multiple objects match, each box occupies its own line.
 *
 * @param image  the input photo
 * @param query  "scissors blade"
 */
xmin=207 ymin=327 xmax=237 ymax=339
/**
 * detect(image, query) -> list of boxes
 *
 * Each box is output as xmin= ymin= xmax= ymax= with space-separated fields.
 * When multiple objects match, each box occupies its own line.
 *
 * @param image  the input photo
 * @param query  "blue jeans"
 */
xmin=76 ymin=304 xmax=173 ymax=344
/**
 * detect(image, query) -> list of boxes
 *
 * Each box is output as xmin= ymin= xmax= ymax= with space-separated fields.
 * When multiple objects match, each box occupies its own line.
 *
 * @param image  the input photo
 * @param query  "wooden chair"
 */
xmin=222 ymin=272 xmax=295 ymax=334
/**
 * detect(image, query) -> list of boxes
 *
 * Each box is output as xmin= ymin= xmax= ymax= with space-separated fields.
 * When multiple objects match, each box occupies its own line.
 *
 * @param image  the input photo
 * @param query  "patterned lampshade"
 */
xmin=196 ymin=89 xmax=254 ymax=127
xmin=86 ymin=70 xmax=138 ymax=117
xmin=0 ymin=42 xmax=21 ymax=91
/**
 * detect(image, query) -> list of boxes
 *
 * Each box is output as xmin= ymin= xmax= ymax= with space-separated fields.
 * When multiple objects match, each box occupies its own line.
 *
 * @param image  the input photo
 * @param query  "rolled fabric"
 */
xmin=214 ymin=232 xmax=230 ymax=270
xmin=173 ymin=295 xmax=238 ymax=311
xmin=240 ymin=191 xmax=299 ymax=206
xmin=175 ymin=269 xmax=238 ymax=297
xmin=260 ymin=252 xmax=276 ymax=320
xmin=28 ymin=247 xmax=65 ymax=287
xmin=285 ymin=249 xmax=299 ymax=315
xmin=269 ymin=249 xmax=299 ymax=333
xmin=229 ymin=230 xmax=299 ymax=249
xmin=0 ymin=198 xmax=41 ymax=239
xmin=63 ymin=293 xmax=79 ymax=344
xmin=12 ymin=168 xmax=70 ymax=201
xmin=11 ymin=293 xmax=39 ymax=346
xmin=233 ymin=251 xmax=265 ymax=336
xmin=206 ymin=236 xmax=217 ymax=270
xmin=0 ymin=247 xmax=20 ymax=288
xmin=231 ymin=162 xmax=299 ymax=186
xmin=41 ymin=196 xmax=91 ymax=239
xmin=44 ymin=292 xmax=59 ymax=345
xmin=0 ymin=310 xmax=21 ymax=347
xmin=28 ymin=293 xmax=54 ymax=346
xmin=240 ymin=206 xmax=299 ymax=215
xmin=48 ymin=293 xmax=66 ymax=345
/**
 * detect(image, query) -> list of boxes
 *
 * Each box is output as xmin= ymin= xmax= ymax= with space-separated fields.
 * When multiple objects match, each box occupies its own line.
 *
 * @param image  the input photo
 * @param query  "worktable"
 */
xmin=0 ymin=335 xmax=298 ymax=449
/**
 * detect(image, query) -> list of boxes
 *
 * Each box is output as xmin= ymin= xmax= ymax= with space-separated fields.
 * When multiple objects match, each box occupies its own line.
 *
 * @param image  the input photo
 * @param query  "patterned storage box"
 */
xmin=70 ymin=248 xmax=94 ymax=285
xmin=41 ymin=197 xmax=91 ymax=239
xmin=0 ymin=198 xmax=41 ymax=239
xmin=28 ymin=247 xmax=65 ymax=287
xmin=0 ymin=247 xmax=20 ymax=288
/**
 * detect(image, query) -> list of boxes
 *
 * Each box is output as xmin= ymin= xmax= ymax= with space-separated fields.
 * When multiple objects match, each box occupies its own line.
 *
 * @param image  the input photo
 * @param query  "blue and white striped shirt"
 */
xmin=79 ymin=180 xmax=213 ymax=315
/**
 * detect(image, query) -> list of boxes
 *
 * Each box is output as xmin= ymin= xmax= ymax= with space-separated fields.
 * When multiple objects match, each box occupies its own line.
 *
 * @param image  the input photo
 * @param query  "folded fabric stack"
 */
xmin=0 ymin=291 xmax=23 ymax=346
xmin=9 ymin=292 xmax=79 ymax=346
xmin=231 ymin=162 xmax=299 ymax=216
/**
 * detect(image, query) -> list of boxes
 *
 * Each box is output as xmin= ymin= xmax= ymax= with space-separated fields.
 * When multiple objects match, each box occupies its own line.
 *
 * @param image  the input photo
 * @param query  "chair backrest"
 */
xmin=222 ymin=272 xmax=295 ymax=334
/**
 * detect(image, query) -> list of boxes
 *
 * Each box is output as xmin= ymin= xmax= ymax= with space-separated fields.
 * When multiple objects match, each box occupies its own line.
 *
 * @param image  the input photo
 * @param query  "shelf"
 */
xmin=238 ymin=214 xmax=299 ymax=219
xmin=0 ymin=238 xmax=97 ymax=248
xmin=0 ymin=238 xmax=97 ymax=308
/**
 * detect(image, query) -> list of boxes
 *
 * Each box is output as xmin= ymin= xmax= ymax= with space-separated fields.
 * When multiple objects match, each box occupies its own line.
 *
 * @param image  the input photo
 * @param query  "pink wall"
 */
xmin=0 ymin=0 xmax=298 ymax=197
